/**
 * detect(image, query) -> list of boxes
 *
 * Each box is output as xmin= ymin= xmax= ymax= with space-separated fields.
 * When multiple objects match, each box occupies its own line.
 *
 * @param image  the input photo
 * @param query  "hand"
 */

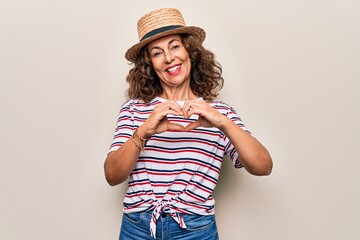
xmin=138 ymin=101 xmax=186 ymax=138
xmin=182 ymin=100 xmax=228 ymax=131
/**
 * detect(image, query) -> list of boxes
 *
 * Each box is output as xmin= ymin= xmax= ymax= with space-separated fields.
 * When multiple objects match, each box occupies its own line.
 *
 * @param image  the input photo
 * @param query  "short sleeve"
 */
xmin=108 ymin=99 xmax=135 ymax=153
xmin=223 ymin=105 xmax=253 ymax=168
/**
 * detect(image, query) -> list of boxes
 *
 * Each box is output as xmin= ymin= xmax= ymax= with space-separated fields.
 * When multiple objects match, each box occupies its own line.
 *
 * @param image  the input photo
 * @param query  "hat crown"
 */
xmin=125 ymin=8 xmax=205 ymax=62
xmin=137 ymin=8 xmax=186 ymax=41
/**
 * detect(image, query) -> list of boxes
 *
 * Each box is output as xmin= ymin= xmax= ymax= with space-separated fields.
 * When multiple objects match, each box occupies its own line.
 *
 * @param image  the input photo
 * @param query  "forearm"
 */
xmin=104 ymin=136 xmax=142 ymax=186
xmin=104 ymin=102 xmax=186 ymax=186
xmin=219 ymin=116 xmax=273 ymax=176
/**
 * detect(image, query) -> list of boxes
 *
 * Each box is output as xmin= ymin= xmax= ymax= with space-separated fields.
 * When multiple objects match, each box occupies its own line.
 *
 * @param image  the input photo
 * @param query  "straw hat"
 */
xmin=125 ymin=8 xmax=206 ymax=62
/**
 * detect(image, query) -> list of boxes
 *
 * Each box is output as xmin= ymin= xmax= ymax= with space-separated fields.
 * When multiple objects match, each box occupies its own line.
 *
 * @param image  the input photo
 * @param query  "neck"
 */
xmin=159 ymin=86 xmax=198 ymax=101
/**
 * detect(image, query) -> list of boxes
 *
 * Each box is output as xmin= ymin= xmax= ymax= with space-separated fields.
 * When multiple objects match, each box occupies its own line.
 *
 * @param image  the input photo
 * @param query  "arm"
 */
xmin=183 ymin=100 xmax=272 ymax=176
xmin=104 ymin=135 xmax=142 ymax=186
xmin=104 ymin=101 xmax=186 ymax=186
xmin=218 ymin=116 xmax=272 ymax=175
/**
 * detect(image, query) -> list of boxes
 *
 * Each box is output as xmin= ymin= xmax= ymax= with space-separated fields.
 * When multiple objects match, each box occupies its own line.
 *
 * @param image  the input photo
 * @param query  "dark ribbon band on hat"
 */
xmin=140 ymin=25 xmax=183 ymax=41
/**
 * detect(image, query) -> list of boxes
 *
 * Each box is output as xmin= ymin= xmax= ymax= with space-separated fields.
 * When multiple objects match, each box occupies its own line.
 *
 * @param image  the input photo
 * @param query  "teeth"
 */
xmin=167 ymin=65 xmax=180 ymax=72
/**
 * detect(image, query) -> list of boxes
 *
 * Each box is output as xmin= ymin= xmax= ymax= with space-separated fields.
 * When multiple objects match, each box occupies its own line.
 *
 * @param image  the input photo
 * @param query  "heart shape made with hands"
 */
xmin=151 ymin=99 xmax=220 ymax=135
xmin=166 ymin=111 xmax=213 ymax=132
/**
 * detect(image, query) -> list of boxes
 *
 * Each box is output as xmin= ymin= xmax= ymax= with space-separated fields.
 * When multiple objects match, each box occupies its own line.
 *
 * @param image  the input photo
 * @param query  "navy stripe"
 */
xmin=115 ymin=124 xmax=133 ymax=128
xmin=113 ymin=133 xmax=131 ymax=138
xmin=185 ymin=189 xmax=207 ymax=201
xmin=128 ymin=178 xmax=149 ymax=185
xmin=134 ymin=116 xmax=149 ymax=121
xmin=138 ymin=156 xmax=221 ymax=172
xmin=189 ymin=180 xmax=213 ymax=192
xmin=124 ymin=198 xmax=153 ymax=207
xmin=126 ymin=189 xmax=153 ymax=196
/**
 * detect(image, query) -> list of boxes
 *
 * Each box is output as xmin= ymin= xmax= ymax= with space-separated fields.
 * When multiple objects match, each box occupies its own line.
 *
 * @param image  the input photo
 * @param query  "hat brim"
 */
xmin=125 ymin=26 xmax=206 ymax=62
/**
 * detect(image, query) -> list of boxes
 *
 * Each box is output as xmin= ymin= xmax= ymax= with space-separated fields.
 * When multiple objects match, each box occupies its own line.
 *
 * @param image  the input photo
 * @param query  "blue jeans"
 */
xmin=119 ymin=211 xmax=219 ymax=240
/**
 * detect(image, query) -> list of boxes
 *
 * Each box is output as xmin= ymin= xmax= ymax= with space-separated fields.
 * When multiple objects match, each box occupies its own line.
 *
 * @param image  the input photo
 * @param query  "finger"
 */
xmin=183 ymin=100 xmax=209 ymax=118
xmin=156 ymin=104 xmax=182 ymax=117
xmin=165 ymin=101 xmax=183 ymax=116
xmin=154 ymin=108 xmax=178 ymax=119
xmin=184 ymin=106 xmax=204 ymax=119
xmin=182 ymin=101 xmax=197 ymax=118
xmin=182 ymin=100 xmax=194 ymax=113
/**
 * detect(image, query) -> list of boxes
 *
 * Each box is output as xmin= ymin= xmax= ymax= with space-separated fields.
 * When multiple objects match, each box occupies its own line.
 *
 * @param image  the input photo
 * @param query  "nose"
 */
xmin=164 ymin=49 xmax=174 ymax=64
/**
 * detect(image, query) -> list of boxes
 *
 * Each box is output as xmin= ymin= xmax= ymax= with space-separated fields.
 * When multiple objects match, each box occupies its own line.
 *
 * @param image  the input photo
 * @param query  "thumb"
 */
xmin=167 ymin=123 xmax=186 ymax=132
xmin=185 ymin=121 xmax=201 ymax=131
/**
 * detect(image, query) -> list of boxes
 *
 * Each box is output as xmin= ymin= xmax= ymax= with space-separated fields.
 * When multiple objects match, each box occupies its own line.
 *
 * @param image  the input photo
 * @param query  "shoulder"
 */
xmin=120 ymin=98 xmax=134 ymax=108
xmin=209 ymin=100 xmax=232 ymax=107
xmin=120 ymin=98 xmax=162 ymax=110
xmin=208 ymin=100 xmax=236 ymax=114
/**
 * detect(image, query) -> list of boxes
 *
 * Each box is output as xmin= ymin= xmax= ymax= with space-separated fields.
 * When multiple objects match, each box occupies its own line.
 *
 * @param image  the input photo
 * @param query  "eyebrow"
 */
xmin=148 ymin=38 xmax=181 ymax=53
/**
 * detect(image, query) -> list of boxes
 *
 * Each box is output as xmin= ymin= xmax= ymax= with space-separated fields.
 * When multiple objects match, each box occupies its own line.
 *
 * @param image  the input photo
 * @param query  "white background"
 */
xmin=1 ymin=0 xmax=359 ymax=239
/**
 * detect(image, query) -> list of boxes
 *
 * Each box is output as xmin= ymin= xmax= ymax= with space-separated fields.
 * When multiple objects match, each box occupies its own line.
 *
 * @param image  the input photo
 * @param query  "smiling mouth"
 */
xmin=166 ymin=64 xmax=181 ymax=73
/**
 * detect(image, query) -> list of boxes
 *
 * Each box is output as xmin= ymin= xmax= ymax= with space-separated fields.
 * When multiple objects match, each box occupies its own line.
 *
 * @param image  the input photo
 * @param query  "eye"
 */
xmin=171 ymin=45 xmax=180 ymax=50
xmin=152 ymin=51 xmax=162 ymax=58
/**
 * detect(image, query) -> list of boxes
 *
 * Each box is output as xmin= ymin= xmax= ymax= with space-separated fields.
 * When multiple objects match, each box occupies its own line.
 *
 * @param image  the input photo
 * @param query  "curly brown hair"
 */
xmin=126 ymin=34 xmax=224 ymax=103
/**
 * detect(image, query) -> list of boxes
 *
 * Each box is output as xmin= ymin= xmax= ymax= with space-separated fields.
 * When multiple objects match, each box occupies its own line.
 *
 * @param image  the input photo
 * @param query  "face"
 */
xmin=147 ymin=34 xmax=191 ymax=89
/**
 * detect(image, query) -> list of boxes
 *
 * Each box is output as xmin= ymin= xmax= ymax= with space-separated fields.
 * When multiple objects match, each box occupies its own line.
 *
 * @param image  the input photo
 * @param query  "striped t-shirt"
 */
xmin=108 ymin=97 xmax=251 ymax=237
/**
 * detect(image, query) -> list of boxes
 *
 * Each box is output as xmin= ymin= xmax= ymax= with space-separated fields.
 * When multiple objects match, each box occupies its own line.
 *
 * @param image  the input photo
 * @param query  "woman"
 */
xmin=104 ymin=8 xmax=272 ymax=240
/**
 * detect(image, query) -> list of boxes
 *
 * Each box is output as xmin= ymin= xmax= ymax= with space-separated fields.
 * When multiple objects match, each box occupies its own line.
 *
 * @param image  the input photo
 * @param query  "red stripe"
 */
xmin=151 ymin=181 xmax=188 ymax=188
xmin=123 ymin=199 xmax=155 ymax=210
xmin=167 ymin=129 xmax=221 ymax=137
xmin=115 ymin=126 xmax=134 ymax=131
xmin=177 ymin=199 xmax=210 ymax=210
xmin=152 ymin=137 xmax=222 ymax=150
